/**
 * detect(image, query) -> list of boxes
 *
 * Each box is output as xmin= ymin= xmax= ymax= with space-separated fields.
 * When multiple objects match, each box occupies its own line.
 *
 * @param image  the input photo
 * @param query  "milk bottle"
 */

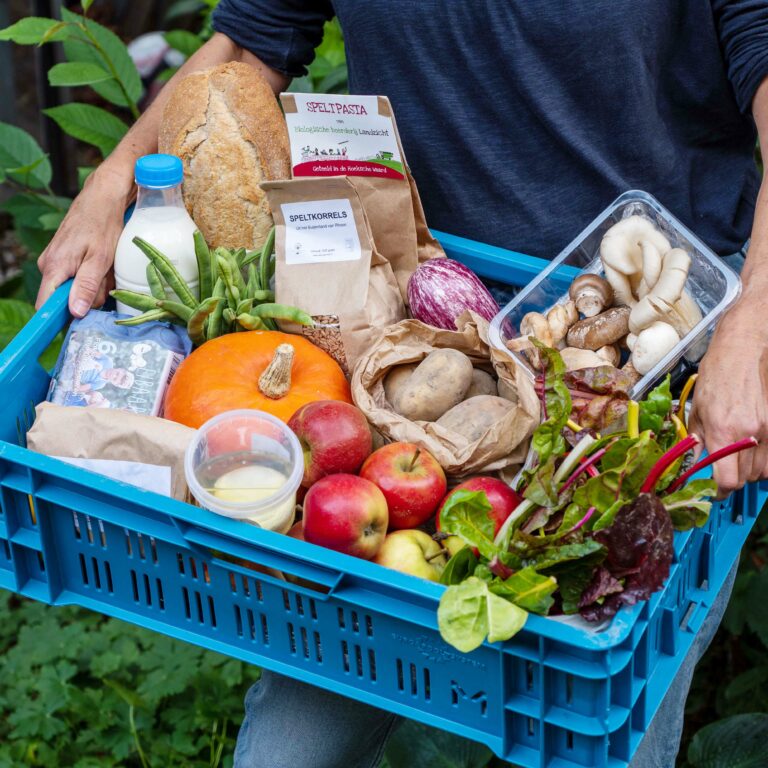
xmin=114 ymin=154 xmax=199 ymax=315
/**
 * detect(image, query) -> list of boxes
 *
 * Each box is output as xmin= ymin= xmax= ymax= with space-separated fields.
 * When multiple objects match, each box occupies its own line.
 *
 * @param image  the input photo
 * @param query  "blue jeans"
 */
xmin=232 ymin=562 xmax=737 ymax=768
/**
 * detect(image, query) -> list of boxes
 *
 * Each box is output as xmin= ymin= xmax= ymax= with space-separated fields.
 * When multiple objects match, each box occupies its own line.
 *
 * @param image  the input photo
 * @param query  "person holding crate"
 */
xmin=34 ymin=2 xmax=768 ymax=766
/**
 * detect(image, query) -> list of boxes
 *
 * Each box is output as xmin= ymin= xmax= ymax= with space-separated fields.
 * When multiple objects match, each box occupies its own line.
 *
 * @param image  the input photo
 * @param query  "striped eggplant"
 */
xmin=407 ymin=258 xmax=500 ymax=330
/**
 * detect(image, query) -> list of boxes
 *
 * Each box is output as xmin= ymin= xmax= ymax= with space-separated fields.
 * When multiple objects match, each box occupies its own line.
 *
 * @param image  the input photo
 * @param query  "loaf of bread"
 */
xmin=159 ymin=62 xmax=290 ymax=251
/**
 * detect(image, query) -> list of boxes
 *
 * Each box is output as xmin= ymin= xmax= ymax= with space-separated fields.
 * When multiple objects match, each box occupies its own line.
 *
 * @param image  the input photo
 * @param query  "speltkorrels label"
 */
xmin=281 ymin=93 xmax=405 ymax=180
xmin=281 ymin=198 xmax=362 ymax=265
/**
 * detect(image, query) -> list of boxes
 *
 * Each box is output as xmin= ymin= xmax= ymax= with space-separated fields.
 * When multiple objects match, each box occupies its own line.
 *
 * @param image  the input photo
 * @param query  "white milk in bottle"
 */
xmin=114 ymin=154 xmax=199 ymax=315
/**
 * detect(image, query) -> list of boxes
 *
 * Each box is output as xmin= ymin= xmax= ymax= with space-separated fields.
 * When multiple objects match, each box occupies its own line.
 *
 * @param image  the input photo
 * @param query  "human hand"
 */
xmin=36 ymin=166 xmax=131 ymax=317
xmin=688 ymin=302 xmax=768 ymax=496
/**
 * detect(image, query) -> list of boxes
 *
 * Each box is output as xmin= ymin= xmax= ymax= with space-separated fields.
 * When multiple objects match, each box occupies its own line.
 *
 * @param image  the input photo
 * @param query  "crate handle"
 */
xmin=176 ymin=524 xmax=345 ymax=600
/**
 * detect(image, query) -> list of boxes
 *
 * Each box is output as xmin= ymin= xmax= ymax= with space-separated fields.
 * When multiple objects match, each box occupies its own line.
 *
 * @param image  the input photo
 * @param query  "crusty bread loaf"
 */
xmin=159 ymin=62 xmax=290 ymax=251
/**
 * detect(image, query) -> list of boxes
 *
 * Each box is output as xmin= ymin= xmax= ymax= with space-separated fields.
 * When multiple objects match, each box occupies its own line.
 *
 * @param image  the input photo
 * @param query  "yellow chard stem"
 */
xmin=677 ymin=373 xmax=698 ymax=426
xmin=627 ymin=400 xmax=640 ymax=439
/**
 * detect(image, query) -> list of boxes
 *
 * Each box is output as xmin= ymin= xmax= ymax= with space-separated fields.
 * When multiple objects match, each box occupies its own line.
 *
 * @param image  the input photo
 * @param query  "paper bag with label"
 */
xmin=264 ymin=177 xmax=406 ymax=375
xmin=280 ymin=93 xmax=443 ymax=299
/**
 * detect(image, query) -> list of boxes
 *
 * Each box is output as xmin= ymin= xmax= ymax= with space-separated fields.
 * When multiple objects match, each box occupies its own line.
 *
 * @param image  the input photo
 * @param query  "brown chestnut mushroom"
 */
xmin=565 ymin=306 xmax=631 ymax=350
xmin=569 ymin=274 xmax=614 ymax=318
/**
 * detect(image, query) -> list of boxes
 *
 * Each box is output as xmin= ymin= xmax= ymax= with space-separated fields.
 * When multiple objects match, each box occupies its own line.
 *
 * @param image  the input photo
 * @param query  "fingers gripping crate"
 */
xmin=0 ymin=234 xmax=765 ymax=768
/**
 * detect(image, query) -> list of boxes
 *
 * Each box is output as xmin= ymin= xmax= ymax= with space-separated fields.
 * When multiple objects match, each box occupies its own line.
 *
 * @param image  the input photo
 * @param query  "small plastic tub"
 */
xmin=488 ymin=190 xmax=742 ymax=397
xmin=185 ymin=409 xmax=303 ymax=533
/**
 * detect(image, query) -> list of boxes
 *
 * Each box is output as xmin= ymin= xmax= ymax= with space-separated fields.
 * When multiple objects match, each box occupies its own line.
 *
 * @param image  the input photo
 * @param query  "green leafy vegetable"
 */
xmin=662 ymin=478 xmax=717 ymax=530
xmin=530 ymin=341 xmax=572 ymax=464
xmin=639 ymin=375 xmax=672 ymax=435
xmin=438 ymin=490 xmax=497 ymax=560
xmin=489 ymin=567 xmax=558 ymax=613
xmin=440 ymin=546 xmax=478 ymax=586
xmin=438 ymin=577 xmax=527 ymax=652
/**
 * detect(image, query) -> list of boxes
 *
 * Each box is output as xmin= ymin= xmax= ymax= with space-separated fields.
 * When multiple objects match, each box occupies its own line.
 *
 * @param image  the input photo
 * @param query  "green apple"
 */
xmin=374 ymin=529 xmax=447 ymax=581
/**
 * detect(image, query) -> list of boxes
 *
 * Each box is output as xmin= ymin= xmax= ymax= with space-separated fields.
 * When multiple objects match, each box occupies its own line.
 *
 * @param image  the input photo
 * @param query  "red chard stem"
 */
xmin=559 ymin=448 xmax=607 ymax=494
xmin=665 ymin=437 xmax=758 ymax=494
xmin=640 ymin=434 xmax=700 ymax=495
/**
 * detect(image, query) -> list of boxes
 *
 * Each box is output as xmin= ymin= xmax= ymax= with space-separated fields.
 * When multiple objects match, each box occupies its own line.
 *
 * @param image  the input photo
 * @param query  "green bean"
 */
xmin=232 ymin=247 xmax=247 ymax=269
xmin=146 ymin=264 xmax=166 ymax=301
xmin=223 ymin=308 xmax=236 ymax=325
xmin=158 ymin=299 xmax=194 ymax=323
xmin=251 ymin=289 xmax=275 ymax=302
xmin=239 ymin=248 xmax=260 ymax=269
xmin=250 ymin=303 xmax=314 ymax=326
xmin=259 ymin=227 xmax=276 ymax=292
xmin=186 ymin=297 xmax=221 ymax=347
xmin=206 ymin=278 xmax=227 ymax=340
xmin=236 ymin=298 xmax=254 ymax=316
xmin=132 ymin=236 xmax=197 ymax=310
xmin=236 ymin=313 xmax=268 ymax=331
xmin=115 ymin=309 xmax=177 ymax=326
xmin=110 ymin=289 xmax=160 ymax=313
xmin=246 ymin=263 xmax=258 ymax=297
xmin=194 ymin=230 xmax=213 ymax=300
xmin=216 ymin=254 xmax=241 ymax=309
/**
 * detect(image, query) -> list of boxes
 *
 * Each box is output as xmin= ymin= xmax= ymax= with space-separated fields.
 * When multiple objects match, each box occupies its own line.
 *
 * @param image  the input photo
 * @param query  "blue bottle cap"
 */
xmin=135 ymin=154 xmax=183 ymax=189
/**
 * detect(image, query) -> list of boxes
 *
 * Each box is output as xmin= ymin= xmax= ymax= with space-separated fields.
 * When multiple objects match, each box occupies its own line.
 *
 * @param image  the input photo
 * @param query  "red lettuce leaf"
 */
xmin=580 ymin=493 xmax=674 ymax=622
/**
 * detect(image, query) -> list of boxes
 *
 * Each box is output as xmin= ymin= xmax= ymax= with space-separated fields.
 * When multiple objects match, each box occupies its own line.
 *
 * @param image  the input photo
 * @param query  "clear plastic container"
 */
xmin=488 ymin=190 xmax=742 ymax=397
xmin=185 ymin=410 xmax=303 ymax=533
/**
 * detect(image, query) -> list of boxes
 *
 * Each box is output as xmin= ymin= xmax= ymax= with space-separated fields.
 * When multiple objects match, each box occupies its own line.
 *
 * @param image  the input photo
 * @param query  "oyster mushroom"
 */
xmin=600 ymin=216 xmax=671 ymax=307
xmin=546 ymin=300 xmax=579 ymax=347
xmin=560 ymin=347 xmax=612 ymax=371
xmin=629 ymin=248 xmax=703 ymax=335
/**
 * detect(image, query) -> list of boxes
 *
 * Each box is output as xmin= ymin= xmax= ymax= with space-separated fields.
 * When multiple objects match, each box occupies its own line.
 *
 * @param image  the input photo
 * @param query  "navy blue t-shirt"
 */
xmin=213 ymin=1 xmax=768 ymax=258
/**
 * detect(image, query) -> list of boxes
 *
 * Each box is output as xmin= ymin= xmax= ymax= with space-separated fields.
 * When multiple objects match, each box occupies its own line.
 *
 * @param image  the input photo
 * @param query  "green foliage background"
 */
xmin=0 ymin=3 xmax=767 ymax=767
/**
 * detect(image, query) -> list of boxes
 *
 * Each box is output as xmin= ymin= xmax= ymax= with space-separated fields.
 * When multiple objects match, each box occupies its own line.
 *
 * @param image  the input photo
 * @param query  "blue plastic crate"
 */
xmin=0 ymin=232 xmax=764 ymax=768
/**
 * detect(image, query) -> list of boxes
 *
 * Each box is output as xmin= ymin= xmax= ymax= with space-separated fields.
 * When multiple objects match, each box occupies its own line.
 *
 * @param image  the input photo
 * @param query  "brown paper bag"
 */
xmin=351 ymin=312 xmax=540 ymax=476
xmin=27 ymin=403 xmax=194 ymax=501
xmin=280 ymin=94 xmax=444 ymax=298
xmin=264 ymin=176 xmax=406 ymax=375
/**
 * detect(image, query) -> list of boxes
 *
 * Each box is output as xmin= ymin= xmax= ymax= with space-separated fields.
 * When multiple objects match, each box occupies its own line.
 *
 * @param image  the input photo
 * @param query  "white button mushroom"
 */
xmin=630 ymin=321 xmax=680 ymax=374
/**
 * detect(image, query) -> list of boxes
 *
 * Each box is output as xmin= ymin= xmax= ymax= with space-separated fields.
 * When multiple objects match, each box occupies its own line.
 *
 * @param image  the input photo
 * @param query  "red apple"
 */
xmin=288 ymin=401 xmax=372 ymax=488
xmin=359 ymin=443 xmax=447 ymax=530
xmin=437 ymin=477 xmax=522 ymax=538
xmin=303 ymin=474 xmax=388 ymax=559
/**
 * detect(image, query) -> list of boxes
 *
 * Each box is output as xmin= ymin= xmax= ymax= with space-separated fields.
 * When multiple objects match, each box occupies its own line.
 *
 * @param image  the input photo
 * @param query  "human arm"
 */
xmin=688 ymin=76 xmax=768 ymax=494
xmin=36 ymin=33 xmax=290 ymax=316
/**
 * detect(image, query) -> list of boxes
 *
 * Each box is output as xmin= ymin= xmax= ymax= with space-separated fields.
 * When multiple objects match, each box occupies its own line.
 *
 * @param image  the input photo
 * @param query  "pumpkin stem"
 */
xmin=258 ymin=343 xmax=295 ymax=399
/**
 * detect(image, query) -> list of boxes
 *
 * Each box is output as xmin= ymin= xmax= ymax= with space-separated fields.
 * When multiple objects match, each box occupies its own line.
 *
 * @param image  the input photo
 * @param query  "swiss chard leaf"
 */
xmin=438 ymin=577 xmax=527 ymax=652
xmin=556 ymin=562 xmax=599 ymax=614
xmin=530 ymin=341 xmax=571 ymax=464
xmin=521 ymin=539 xmax=605 ymax=571
xmin=523 ymin=456 xmax=558 ymax=507
xmin=662 ymin=478 xmax=717 ymax=530
xmin=573 ymin=431 xmax=662 ymax=522
xmin=438 ymin=490 xmax=497 ymax=560
xmin=564 ymin=366 xmax=635 ymax=395
xmin=578 ymin=566 xmax=623 ymax=609
xmin=490 ymin=567 xmax=557 ymax=614
xmin=576 ymin=393 xmax=629 ymax=432
xmin=638 ymin=375 xmax=672 ymax=435
xmin=440 ymin=546 xmax=479 ymax=586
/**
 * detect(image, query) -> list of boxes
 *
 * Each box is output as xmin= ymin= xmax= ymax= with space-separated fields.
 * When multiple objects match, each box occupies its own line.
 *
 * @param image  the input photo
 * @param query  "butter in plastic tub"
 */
xmin=488 ymin=190 xmax=742 ymax=398
xmin=185 ymin=409 xmax=302 ymax=533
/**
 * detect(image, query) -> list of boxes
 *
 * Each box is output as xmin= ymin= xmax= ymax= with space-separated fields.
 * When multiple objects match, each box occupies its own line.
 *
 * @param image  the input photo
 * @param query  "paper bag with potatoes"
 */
xmin=351 ymin=312 xmax=540 ymax=477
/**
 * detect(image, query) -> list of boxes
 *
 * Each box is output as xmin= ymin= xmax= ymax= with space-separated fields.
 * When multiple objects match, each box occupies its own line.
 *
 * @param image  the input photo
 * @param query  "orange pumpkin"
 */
xmin=164 ymin=331 xmax=352 ymax=428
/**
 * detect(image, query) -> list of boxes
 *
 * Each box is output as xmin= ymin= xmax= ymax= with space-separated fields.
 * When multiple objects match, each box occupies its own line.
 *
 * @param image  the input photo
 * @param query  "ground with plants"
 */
xmin=0 ymin=3 xmax=767 ymax=767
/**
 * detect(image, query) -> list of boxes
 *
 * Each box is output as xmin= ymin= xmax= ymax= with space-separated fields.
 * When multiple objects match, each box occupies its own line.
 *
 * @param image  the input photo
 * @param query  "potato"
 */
xmin=497 ymin=377 xmax=518 ymax=403
xmin=392 ymin=349 xmax=473 ymax=421
xmin=436 ymin=395 xmax=514 ymax=441
xmin=383 ymin=363 xmax=418 ymax=405
xmin=465 ymin=369 xmax=497 ymax=398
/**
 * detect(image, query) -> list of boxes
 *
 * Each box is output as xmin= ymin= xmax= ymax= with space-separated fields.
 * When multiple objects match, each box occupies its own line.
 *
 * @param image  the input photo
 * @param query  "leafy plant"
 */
xmin=0 ymin=590 xmax=250 ymax=767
